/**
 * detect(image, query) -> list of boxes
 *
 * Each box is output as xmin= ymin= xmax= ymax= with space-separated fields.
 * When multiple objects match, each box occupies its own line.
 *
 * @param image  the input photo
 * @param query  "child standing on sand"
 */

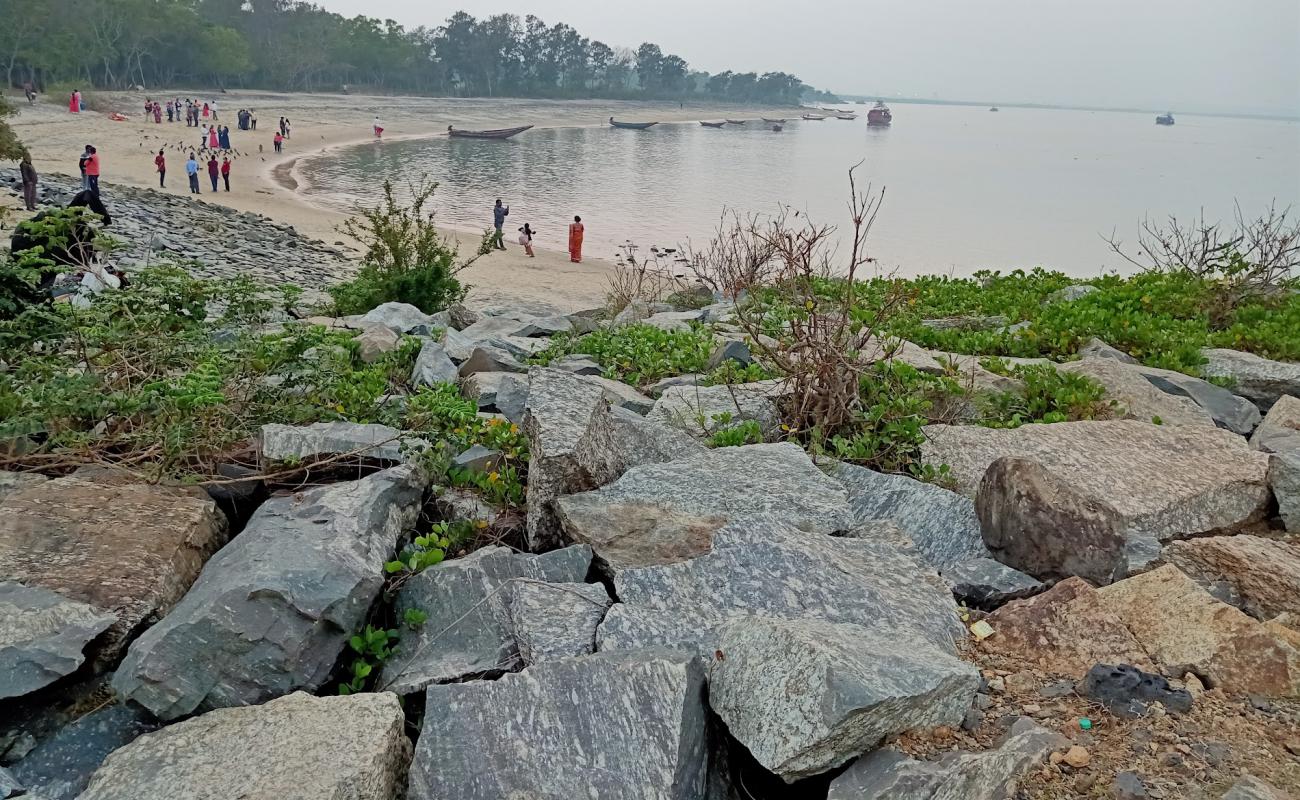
xmin=273 ymin=132 xmax=283 ymax=153
xmin=518 ymin=224 xmax=536 ymax=258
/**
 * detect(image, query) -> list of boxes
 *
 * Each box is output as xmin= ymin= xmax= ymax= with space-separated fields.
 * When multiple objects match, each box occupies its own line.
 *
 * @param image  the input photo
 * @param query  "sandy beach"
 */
xmin=6 ymin=89 xmax=798 ymax=310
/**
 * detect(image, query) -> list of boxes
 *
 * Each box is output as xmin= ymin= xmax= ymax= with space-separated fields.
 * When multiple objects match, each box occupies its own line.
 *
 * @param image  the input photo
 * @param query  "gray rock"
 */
xmin=645 ymin=373 xmax=702 ymax=397
xmin=1046 ymin=284 xmax=1098 ymax=303
xmin=1201 ymin=347 xmax=1300 ymax=412
xmin=921 ymin=315 xmax=1009 ymax=331
xmin=481 ymin=334 xmax=552 ymax=359
xmin=0 ymin=471 xmax=46 ymax=503
xmin=641 ymin=313 xmax=692 ymax=332
xmin=862 ymin=338 xmax=947 ymax=375
xmin=1221 ymin=775 xmax=1290 ymax=800
xmin=706 ymin=339 xmax=751 ymax=369
xmin=556 ymin=443 xmax=851 ymax=570
xmin=830 ymin=463 xmax=987 ymax=569
xmin=112 ymin=467 xmax=426 ymax=720
xmin=1249 ymin=394 xmax=1300 ymax=453
xmin=0 ymin=766 xmax=20 ymax=799
xmin=708 ymin=618 xmax=978 ymax=780
xmin=550 ymin=354 xmax=603 ymax=376
xmin=646 ymin=380 xmax=785 ymax=438
xmin=924 ymin=421 xmax=1271 ymax=544
xmin=79 ymin=692 xmax=410 ymax=800
xmin=1114 ymin=771 xmax=1151 ymax=800
xmin=0 ymin=582 xmax=115 ymax=700
xmin=409 ymin=649 xmax=708 ymax=800
xmin=260 ymin=421 xmax=414 ymax=462
xmin=941 ymin=557 xmax=1045 ymax=608
xmin=379 ymin=545 xmax=592 ymax=693
xmin=460 ymin=370 xmax=530 ymax=422
xmin=1060 ymin=359 xmax=1216 ymax=427
xmin=512 ymin=315 xmax=574 ymax=337
xmin=578 ymin=374 xmax=656 ymax=414
xmin=433 ymin=487 xmax=503 ymax=527
xmin=452 ymin=444 xmax=502 ymax=473
xmin=359 ymin=301 xmax=434 ymax=334
xmin=10 ymin=704 xmax=159 ymax=800
xmin=1078 ymin=336 xmax=1139 ymax=364
xmin=1134 ymin=364 xmax=1261 ymax=435
xmin=606 ymin=405 xmax=708 ymax=472
xmin=1270 ymin=450 xmax=1300 ymax=532
xmin=440 ymin=327 xmax=475 ymax=362
xmin=598 ymin=514 xmax=964 ymax=657
xmin=699 ymin=301 xmax=737 ymax=323
xmin=523 ymin=368 xmax=622 ymax=551
xmin=826 ymin=717 xmax=1068 ymax=799
xmin=611 ymin=300 xmax=652 ymax=325
xmin=457 ymin=345 xmax=527 ymax=376
xmin=354 ymin=324 xmax=401 ymax=363
xmin=507 ymin=581 xmax=612 ymax=665
xmin=410 ymin=339 xmax=458 ymax=386
xmin=447 ymin=303 xmax=478 ymax=330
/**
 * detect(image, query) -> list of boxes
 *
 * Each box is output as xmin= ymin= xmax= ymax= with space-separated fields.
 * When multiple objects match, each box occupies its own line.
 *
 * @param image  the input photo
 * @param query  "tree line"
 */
xmin=0 ymin=0 xmax=835 ymax=104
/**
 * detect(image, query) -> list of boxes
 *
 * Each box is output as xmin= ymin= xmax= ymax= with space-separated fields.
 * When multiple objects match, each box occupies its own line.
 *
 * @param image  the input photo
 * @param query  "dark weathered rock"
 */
xmin=452 ymin=444 xmax=502 ymax=473
xmin=260 ymin=421 xmax=415 ymax=463
xmin=556 ymin=443 xmax=851 ymax=570
xmin=606 ymin=405 xmax=707 ymax=472
xmin=550 ymin=354 xmax=603 ymax=376
xmin=409 ymin=649 xmax=708 ymax=800
xmin=707 ymin=339 xmax=752 ymax=370
xmin=1134 ymin=364 xmax=1261 ymax=435
xmin=1078 ymin=336 xmax=1138 ymax=364
xmin=598 ymin=515 xmax=964 ymax=657
xmin=112 ymin=467 xmax=425 ymax=720
xmin=577 ymin=374 xmax=656 ymax=414
xmin=0 ymin=582 xmax=115 ymax=700
xmin=1164 ymin=535 xmax=1300 ymax=623
xmin=411 ymin=339 xmax=458 ymax=386
xmin=1222 ymin=775 xmax=1291 ymax=800
xmin=826 ymin=717 xmax=1068 ymax=799
xmin=708 ymin=617 xmax=978 ymax=780
xmin=1271 ymin=450 xmax=1300 ymax=532
xmin=1249 ymin=394 xmax=1300 ymax=453
xmin=941 ymin=557 xmax=1044 ymax=608
xmin=523 ymin=368 xmax=622 ymax=551
xmin=10 ymin=703 xmax=159 ymax=800
xmin=1079 ymin=663 xmax=1193 ymax=718
xmin=458 ymin=345 xmax=527 ymax=376
xmin=644 ymin=374 xmax=701 ymax=397
xmin=507 ymin=580 xmax=611 ymax=665
xmin=460 ymin=370 xmax=530 ymax=422
xmin=379 ymin=544 xmax=592 ymax=693
xmin=830 ymin=463 xmax=986 ymax=569
xmin=0 ymin=476 xmax=227 ymax=665
xmin=79 ymin=692 xmax=410 ymax=800
xmin=1200 ymin=347 xmax=1300 ymax=412
xmin=1114 ymin=771 xmax=1151 ymax=800
xmin=354 ymin=324 xmax=401 ymax=363
xmin=0 ymin=766 xmax=20 ymax=798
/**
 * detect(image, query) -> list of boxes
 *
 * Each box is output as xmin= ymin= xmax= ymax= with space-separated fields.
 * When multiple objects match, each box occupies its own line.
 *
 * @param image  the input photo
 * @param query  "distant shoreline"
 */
xmin=834 ymin=95 xmax=1300 ymax=123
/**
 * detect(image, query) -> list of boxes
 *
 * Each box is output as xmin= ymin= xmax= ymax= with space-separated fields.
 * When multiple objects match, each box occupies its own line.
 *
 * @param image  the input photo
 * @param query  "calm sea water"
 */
xmin=297 ymin=103 xmax=1300 ymax=277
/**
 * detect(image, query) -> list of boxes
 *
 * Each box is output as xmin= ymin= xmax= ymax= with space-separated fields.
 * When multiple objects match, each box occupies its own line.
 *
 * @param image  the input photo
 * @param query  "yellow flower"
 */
xmin=488 ymin=471 xmax=499 ymax=482
xmin=475 ymin=519 xmax=489 ymax=529
xmin=509 ymin=424 xmax=519 ymax=434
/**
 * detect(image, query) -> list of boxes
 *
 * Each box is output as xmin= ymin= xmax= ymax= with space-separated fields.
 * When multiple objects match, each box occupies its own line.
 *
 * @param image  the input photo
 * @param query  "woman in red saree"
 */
xmin=568 ymin=215 xmax=584 ymax=263
xmin=68 ymin=90 xmax=79 ymax=113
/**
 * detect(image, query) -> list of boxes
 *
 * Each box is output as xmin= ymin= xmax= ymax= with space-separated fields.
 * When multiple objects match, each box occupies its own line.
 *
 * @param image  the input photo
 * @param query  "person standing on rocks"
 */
xmin=78 ymin=144 xmax=91 ymax=190
xmin=186 ymin=153 xmax=200 ymax=194
xmin=84 ymin=146 xmax=101 ymax=196
xmin=207 ymin=155 xmax=220 ymax=193
xmin=154 ymin=149 xmax=166 ymax=188
xmin=492 ymin=199 xmax=510 ymax=250
xmin=220 ymin=157 xmax=231 ymax=192
xmin=19 ymin=153 xmax=38 ymax=211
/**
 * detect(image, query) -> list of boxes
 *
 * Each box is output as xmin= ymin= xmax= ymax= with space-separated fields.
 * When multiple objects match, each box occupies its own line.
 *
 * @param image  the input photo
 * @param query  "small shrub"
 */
xmin=978 ymin=365 xmax=1114 ymax=429
xmin=707 ymin=416 xmax=765 ymax=447
xmin=534 ymin=324 xmax=715 ymax=386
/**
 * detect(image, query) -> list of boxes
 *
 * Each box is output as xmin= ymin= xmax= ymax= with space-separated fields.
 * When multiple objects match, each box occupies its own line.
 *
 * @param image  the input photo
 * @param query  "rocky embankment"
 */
xmin=2 ymin=298 xmax=1299 ymax=799
xmin=1 ymin=168 xmax=355 ymax=286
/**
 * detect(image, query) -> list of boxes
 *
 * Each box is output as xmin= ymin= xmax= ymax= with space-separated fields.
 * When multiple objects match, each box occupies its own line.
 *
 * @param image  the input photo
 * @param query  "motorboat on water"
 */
xmin=609 ymin=117 xmax=658 ymax=130
xmin=446 ymin=124 xmax=533 ymax=140
xmin=1156 ymin=113 xmax=1175 ymax=126
xmin=866 ymin=101 xmax=892 ymax=126
xmin=801 ymin=113 xmax=827 ymax=120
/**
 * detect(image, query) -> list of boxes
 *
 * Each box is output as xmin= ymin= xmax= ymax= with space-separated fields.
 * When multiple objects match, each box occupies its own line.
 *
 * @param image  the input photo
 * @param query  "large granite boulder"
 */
xmin=378 ymin=545 xmax=592 ymax=693
xmin=457 ymin=344 xmax=527 ymax=376
xmin=1271 ymin=450 xmax=1300 ymax=532
xmin=646 ymin=380 xmax=786 ymax=438
xmin=409 ymin=650 xmax=708 ymax=800
xmin=9 ymin=703 xmax=159 ymax=800
xmin=79 ymin=692 xmax=410 ymax=800
xmin=708 ymin=618 xmax=978 ymax=781
xmin=1097 ymin=565 xmax=1300 ymax=697
xmin=829 ymin=463 xmax=985 ymax=569
xmin=461 ymin=371 xmax=530 ymax=422
xmin=260 ymin=421 xmax=416 ymax=463
xmin=1059 ymin=358 xmax=1215 ymax=427
xmin=1132 ymin=363 xmax=1261 ymax=435
xmin=1078 ymin=336 xmax=1139 ymax=364
xmin=1222 ymin=775 xmax=1291 ymax=800
xmin=1200 ymin=347 xmax=1300 ymax=411
xmin=0 ymin=582 xmax=115 ymax=699
xmin=1164 ymin=535 xmax=1300 ymax=624
xmin=522 ymin=368 xmax=622 ymax=551
xmin=577 ymin=374 xmax=656 ymax=414
xmin=507 ymin=581 xmax=612 ymax=665
xmin=112 ymin=466 xmax=425 ymax=720
xmin=598 ymin=515 xmax=964 ymax=657
xmin=354 ymin=324 xmax=401 ymax=363
xmin=410 ymin=339 xmax=458 ymax=386
xmin=0 ymin=475 xmax=227 ymax=665
xmin=940 ymin=557 xmax=1044 ymax=608
xmin=926 ymin=422 xmax=1270 ymax=560
xmin=826 ymin=717 xmax=1068 ymax=799
xmin=359 ymin=301 xmax=441 ymax=334
xmin=606 ymin=405 xmax=707 ymax=472
xmin=555 ymin=443 xmax=851 ymax=571
xmin=1249 ymin=394 xmax=1300 ymax=453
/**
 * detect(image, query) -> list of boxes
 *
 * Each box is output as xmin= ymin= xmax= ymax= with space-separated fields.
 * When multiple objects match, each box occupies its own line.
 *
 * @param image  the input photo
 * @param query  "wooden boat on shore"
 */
xmin=699 ymin=120 xmax=726 ymax=128
xmin=446 ymin=124 xmax=533 ymax=140
xmin=801 ymin=113 xmax=827 ymax=120
xmin=760 ymin=117 xmax=788 ymax=123
xmin=725 ymin=119 xmax=747 ymax=125
xmin=609 ymin=117 xmax=658 ymax=130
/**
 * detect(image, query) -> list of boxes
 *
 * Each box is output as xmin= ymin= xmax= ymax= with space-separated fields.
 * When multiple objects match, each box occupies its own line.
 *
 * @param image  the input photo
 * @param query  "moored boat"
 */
xmin=760 ymin=117 xmax=788 ymax=123
xmin=835 ymin=112 xmax=858 ymax=120
xmin=725 ymin=119 xmax=747 ymax=125
xmin=609 ymin=117 xmax=658 ymax=130
xmin=699 ymin=120 xmax=726 ymax=128
xmin=866 ymin=101 xmax=892 ymax=126
xmin=1156 ymin=113 xmax=1175 ymax=126
xmin=989 ymin=107 xmax=1000 ymax=112
xmin=446 ymin=124 xmax=533 ymax=140
xmin=801 ymin=113 xmax=827 ymax=120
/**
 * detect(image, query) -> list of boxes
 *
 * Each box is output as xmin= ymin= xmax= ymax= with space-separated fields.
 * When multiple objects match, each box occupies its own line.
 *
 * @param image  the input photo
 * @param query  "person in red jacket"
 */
xmin=220 ymin=157 xmax=231 ymax=192
xmin=207 ymin=156 xmax=219 ymax=192
xmin=84 ymin=146 xmax=101 ymax=196
xmin=154 ymin=149 xmax=166 ymax=188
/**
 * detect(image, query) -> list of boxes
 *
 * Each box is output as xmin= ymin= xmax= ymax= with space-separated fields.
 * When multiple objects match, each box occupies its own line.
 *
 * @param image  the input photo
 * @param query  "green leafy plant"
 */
xmin=707 ymin=416 xmax=765 ymax=447
xmin=338 ymin=625 xmax=400 ymax=695
xmin=534 ymin=323 xmax=715 ymax=387
xmin=977 ymin=365 xmax=1114 ymax=429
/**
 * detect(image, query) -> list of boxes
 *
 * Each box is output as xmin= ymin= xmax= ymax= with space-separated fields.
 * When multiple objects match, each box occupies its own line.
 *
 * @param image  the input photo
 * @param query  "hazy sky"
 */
xmin=315 ymin=0 xmax=1300 ymax=115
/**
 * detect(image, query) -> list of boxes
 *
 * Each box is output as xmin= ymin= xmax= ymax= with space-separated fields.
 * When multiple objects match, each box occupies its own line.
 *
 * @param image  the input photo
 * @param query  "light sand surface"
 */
xmin=8 ymin=89 xmax=796 ymax=310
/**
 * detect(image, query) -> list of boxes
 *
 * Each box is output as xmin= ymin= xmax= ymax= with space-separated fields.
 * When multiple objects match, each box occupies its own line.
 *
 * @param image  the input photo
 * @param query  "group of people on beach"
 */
xmin=236 ymin=109 xmax=258 ymax=130
xmin=490 ymin=199 xmax=585 ymax=263
xmin=137 ymin=98 xmax=221 ymax=126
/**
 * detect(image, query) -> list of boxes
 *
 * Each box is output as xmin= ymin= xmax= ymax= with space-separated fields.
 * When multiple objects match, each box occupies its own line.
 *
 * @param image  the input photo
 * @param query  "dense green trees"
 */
xmin=0 ymin=0 xmax=829 ymax=103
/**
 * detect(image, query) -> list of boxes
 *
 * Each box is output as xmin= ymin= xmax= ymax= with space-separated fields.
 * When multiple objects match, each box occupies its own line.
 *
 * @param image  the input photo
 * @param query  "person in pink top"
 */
xmin=208 ymin=126 xmax=218 ymax=149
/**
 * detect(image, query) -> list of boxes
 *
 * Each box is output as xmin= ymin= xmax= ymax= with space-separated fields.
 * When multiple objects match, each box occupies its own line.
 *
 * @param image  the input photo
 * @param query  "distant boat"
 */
xmin=609 ymin=117 xmax=658 ymax=130
xmin=867 ymin=101 xmax=892 ymax=127
xmin=989 ymin=107 xmax=1000 ymax=112
xmin=725 ymin=119 xmax=747 ymax=125
xmin=699 ymin=120 xmax=726 ymax=128
xmin=801 ymin=113 xmax=827 ymax=120
xmin=835 ymin=112 xmax=858 ymax=120
xmin=446 ymin=124 xmax=533 ymax=140
xmin=760 ymin=117 xmax=788 ymax=123
xmin=1156 ymin=113 xmax=1175 ymax=126
xmin=820 ymin=107 xmax=840 ymax=113
xmin=772 ymin=124 xmax=783 ymax=132
xmin=856 ymin=100 xmax=867 ymax=105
